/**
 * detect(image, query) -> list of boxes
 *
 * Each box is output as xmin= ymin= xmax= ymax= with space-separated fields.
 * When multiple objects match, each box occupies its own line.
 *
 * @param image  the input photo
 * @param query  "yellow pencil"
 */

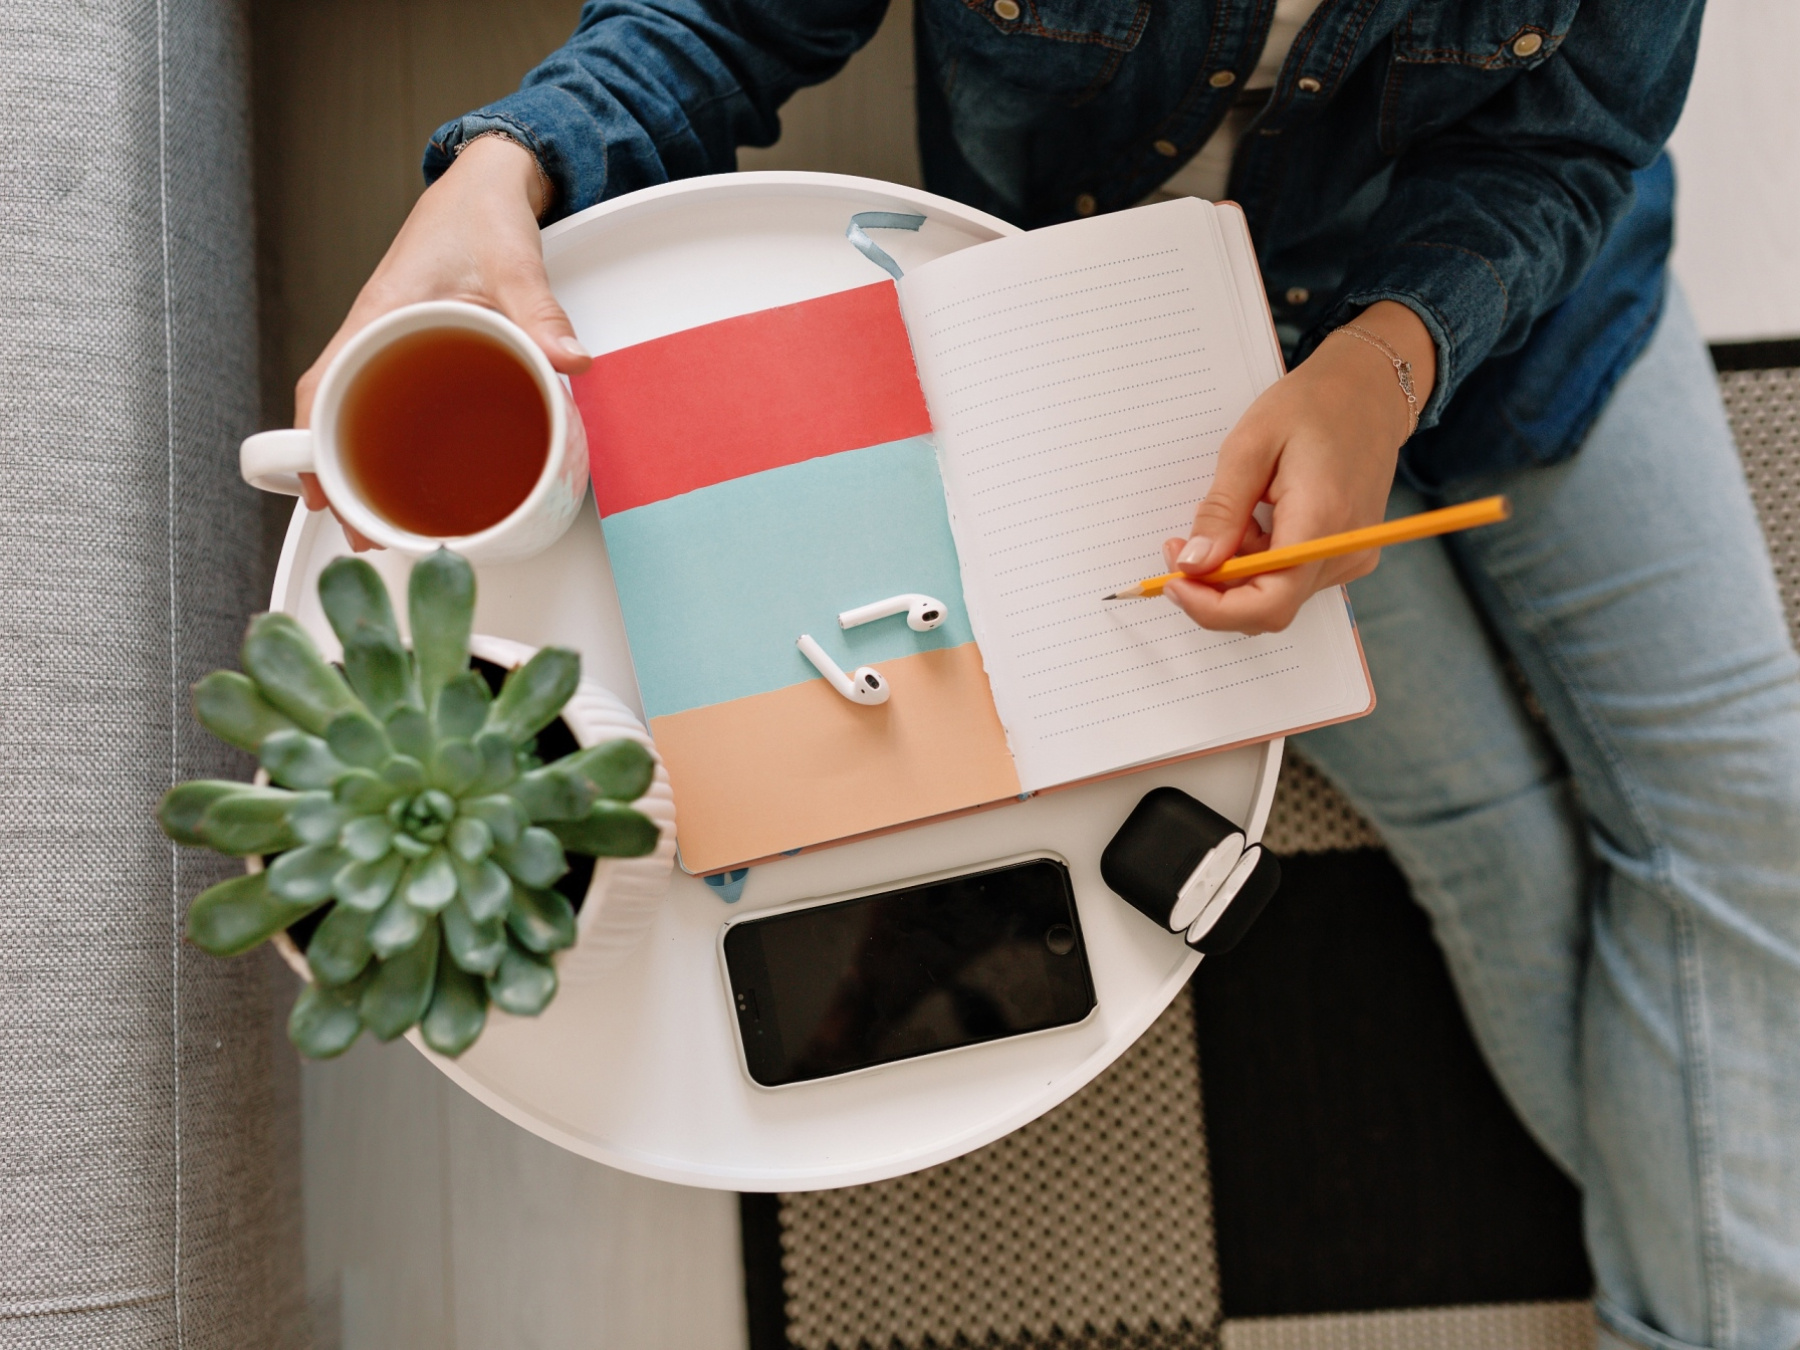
xmin=1103 ymin=496 xmax=1511 ymax=599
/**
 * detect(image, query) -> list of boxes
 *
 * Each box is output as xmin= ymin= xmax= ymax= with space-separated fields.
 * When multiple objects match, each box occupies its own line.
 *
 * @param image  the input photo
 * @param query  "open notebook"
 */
xmin=574 ymin=198 xmax=1372 ymax=873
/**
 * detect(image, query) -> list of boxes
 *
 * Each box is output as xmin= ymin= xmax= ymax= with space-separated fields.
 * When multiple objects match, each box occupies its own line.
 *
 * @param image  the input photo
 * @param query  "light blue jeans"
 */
xmin=1297 ymin=284 xmax=1800 ymax=1350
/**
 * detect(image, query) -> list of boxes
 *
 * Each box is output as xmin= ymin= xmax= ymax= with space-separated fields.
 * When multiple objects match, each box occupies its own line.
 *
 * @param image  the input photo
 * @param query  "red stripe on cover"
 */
xmin=574 ymin=282 xmax=933 ymax=517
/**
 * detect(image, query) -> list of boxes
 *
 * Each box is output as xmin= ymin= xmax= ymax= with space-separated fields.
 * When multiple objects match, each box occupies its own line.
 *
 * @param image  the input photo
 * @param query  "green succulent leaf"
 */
xmin=240 ymin=612 xmax=359 ymax=735
xmin=402 ymin=848 xmax=458 ymax=913
xmin=487 ymin=938 xmax=557 ymax=1017
xmin=325 ymin=710 xmax=392 ymax=769
xmin=385 ymin=707 xmax=434 ymax=762
xmin=317 ymin=557 xmax=416 ymax=717
xmin=360 ymin=918 xmax=441 ymax=1040
xmin=435 ymin=671 xmax=492 ymax=742
xmin=368 ymin=889 xmax=429 ymax=958
xmin=306 ymin=902 xmax=374 ymax=986
xmin=561 ymin=739 xmax=655 ymax=804
xmin=461 ymin=795 xmax=525 ymax=847
xmin=421 ymin=944 xmax=489 ymax=1057
xmin=339 ymin=814 xmax=394 ymax=863
xmin=391 ymin=789 xmax=455 ymax=844
xmin=450 ymin=855 xmax=512 ymax=923
xmin=409 ymin=548 xmax=476 ymax=712
xmin=290 ymin=791 xmax=350 ymax=846
xmin=192 ymin=671 xmax=300 ymax=754
xmin=317 ymin=556 xmax=400 ymax=644
xmin=448 ymin=816 xmax=493 ymax=864
xmin=288 ymin=974 xmax=368 ymax=1059
xmin=391 ymin=832 xmax=431 ymax=860
xmin=158 ymin=780 xmax=259 ymax=847
xmin=442 ymin=896 xmax=508 ymax=975
xmin=494 ymin=826 xmax=568 ymax=889
xmin=381 ymin=755 xmax=428 ymax=792
xmin=509 ymin=765 xmax=598 ymax=823
xmin=547 ymin=802 xmax=660 ymax=859
xmin=268 ymin=844 xmax=351 ymax=904
xmin=259 ymin=729 xmax=350 ymax=791
xmin=484 ymin=648 xmax=581 ymax=744
xmin=194 ymin=788 xmax=302 ymax=856
xmin=187 ymin=871 xmax=322 ymax=956
xmin=334 ymin=767 xmax=399 ymax=813
xmin=431 ymin=739 xmax=481 ymax=796
xmin=507 ymin=886 xmax=577 ymax=955
xmin=347 ymin=638 xmax=415 ymax=722
xmin=470 ymin=732 xmax=520 ymax=793
xmin=419 ymin=789 xmax=457 ymax=828
xmin=334 ymin=851 xmax=405 ymax=913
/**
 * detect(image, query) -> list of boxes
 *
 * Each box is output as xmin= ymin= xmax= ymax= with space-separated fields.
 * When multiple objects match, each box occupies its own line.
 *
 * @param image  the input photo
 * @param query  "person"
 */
xmin=295 ymin=3 xmax=1800 ymax=1346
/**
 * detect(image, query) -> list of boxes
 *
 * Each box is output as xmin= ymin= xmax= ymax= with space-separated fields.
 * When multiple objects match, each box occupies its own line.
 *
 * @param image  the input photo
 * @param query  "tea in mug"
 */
xmin=340 ymin=328 xmax=550 ymax=537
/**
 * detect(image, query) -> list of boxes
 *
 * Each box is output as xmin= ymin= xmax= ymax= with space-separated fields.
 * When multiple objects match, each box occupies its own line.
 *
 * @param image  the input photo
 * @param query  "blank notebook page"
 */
xmin=898 ymin=198 xmax=1368 ymax=791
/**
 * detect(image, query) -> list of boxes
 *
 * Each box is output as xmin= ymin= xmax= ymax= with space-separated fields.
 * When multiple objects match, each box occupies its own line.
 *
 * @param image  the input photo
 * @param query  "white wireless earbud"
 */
xmin=797 ymin=634 xmax=890 ymax=706
xmin=838 ymin=593 xmax=949 ymax=633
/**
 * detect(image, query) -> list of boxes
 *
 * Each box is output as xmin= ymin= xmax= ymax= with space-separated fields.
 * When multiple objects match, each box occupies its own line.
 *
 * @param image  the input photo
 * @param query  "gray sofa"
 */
xmin=0 ymin=2 xmax=305 ymax=1345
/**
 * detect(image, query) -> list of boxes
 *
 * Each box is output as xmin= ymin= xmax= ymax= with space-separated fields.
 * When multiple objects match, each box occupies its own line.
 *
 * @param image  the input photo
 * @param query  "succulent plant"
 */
xmin=158 ymin=548 xmax=660 ymax=1060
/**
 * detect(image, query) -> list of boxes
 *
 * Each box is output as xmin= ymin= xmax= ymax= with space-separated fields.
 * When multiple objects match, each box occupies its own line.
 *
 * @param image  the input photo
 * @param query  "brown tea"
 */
xmin=340 ymin=327 xmax=550 ymax=537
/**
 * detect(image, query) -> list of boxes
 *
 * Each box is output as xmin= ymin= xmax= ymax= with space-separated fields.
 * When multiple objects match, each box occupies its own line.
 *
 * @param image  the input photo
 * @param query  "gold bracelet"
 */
xmin=1336 ymin=322 xmax=1420 ymax=437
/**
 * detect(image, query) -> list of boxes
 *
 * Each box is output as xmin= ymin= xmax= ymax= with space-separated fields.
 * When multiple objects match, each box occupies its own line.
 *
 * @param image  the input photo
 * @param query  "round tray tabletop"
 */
xmin=271 ymin=172 xmax=1281 ymax=1191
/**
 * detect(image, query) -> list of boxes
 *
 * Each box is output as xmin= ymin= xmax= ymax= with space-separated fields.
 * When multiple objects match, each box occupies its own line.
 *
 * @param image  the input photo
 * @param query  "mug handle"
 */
xmin=240 ymin=429 xmax=315 ymax=496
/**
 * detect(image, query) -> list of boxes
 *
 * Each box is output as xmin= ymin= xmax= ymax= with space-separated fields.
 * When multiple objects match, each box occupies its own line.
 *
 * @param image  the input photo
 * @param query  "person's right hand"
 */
xmin=294 ymin=133 xmax=592 ymax=550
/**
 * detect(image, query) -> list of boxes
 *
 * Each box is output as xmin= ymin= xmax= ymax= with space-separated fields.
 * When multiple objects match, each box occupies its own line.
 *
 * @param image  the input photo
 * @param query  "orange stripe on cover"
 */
xmin=649 ymin=643 xmax=1020 ymax=875
xmin=575 ymin=283 xmax=934 ymax=517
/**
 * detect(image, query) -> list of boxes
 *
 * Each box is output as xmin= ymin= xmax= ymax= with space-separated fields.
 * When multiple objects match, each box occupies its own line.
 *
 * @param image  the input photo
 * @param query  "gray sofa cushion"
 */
xmin=0 ymin=1 xmax=304 ymax=1345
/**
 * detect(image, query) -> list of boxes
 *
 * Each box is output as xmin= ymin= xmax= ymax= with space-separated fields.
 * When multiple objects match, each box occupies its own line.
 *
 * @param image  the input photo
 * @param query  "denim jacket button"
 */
xmin=1284 ymin=287 xmax=1311 ymax=306
xmin=993 ymin=0 xmax=1021 ymax=19
xmin=1153 ymin=139 xmax=1179 ymax=157
xmin=1296 ymin=76 xmax=1322 ymax=93
xmin=1512 ymin=32 xmax=1544 ymax=57
xmin=1208 ymin=69 xmax=1237 ymax=89
xmin=1074 ymin=193 xmax=1098 ymax=216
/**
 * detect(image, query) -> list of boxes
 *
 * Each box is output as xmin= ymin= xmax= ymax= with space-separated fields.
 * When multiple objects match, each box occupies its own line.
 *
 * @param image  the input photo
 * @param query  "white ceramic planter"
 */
xmin=269 ymin=633 xmax=677 ymax=985
xmin=469 ymin=635 xmax=677 ymax=980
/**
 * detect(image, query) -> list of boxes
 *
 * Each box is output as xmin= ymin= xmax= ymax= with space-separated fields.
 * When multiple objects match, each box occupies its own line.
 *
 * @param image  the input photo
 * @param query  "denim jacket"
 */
xmin=426 ymin=0 xmax=1703 ymax=486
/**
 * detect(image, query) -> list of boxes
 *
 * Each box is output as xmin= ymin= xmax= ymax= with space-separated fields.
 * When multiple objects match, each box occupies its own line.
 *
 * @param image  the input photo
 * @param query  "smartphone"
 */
xmin=720 ymin=855 xmax=1097 ymax=1088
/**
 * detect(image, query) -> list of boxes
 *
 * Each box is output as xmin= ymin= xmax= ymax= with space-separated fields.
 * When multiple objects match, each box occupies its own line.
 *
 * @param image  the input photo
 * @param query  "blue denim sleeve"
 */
xmin=423 ymin=0 xmax=888 ymax=223
xmin=1305 ymin=0 xmax=1704 ymax=427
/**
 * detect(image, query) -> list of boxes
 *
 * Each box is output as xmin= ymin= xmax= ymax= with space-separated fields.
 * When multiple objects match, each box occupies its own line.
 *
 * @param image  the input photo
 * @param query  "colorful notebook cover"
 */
xmin=574 ymin=282 xmax=1021 ymax=874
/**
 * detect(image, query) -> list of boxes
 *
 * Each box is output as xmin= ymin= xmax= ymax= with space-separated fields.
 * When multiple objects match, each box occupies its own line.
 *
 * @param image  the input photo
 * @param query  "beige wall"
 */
xmin=1668 ymin=0 xmax=1800 ymax=342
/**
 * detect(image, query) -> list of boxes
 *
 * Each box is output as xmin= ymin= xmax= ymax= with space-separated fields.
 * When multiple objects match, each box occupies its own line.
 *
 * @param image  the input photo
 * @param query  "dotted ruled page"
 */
xmin=898 ymin=199 xmax=1367 ymax=791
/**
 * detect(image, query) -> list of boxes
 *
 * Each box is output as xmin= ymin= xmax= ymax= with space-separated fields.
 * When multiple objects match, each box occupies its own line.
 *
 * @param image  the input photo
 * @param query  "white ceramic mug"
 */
xmin=240 ymin=301 xmax=588 ymax=564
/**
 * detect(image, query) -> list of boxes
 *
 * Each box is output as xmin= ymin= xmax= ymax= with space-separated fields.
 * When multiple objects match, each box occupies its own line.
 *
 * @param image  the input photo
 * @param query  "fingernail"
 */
xmin=556 ymin=336 xmax=590 ymax=361
xmin=1177 ymin=537 xmax=1213 ymax=568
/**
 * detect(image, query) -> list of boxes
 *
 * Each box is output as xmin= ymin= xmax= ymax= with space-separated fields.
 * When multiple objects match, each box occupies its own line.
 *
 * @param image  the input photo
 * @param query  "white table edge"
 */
xmin=266 ymin=167 xmax=1287 ymax=1184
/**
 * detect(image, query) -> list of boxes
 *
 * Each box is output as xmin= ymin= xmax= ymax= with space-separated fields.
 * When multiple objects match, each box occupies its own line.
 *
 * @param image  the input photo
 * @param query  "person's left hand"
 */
xmin=1162 ymin=300 xmax=1436 ymax=633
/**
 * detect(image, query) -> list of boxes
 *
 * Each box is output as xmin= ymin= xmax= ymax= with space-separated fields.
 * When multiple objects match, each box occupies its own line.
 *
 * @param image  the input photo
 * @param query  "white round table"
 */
xmin=270 ymin=172 xmax=1282 ymax=1191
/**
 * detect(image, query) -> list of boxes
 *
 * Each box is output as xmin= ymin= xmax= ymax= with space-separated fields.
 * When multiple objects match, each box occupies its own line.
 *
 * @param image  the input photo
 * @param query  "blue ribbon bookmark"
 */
xmin=703 ymin=868 xmax=751 ymax=904
xmin=846 ymin=212 xmax=926 ymax=280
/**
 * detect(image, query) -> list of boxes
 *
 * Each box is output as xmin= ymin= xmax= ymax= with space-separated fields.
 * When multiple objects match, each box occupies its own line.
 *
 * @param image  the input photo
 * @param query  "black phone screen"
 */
xmin=722 ymin=858 xmax=1096 ymax=1087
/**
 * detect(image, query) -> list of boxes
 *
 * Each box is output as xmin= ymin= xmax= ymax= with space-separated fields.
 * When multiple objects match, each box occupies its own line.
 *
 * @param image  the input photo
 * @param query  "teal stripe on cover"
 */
xmin=601 ymin=435 xmax=975 ymax=720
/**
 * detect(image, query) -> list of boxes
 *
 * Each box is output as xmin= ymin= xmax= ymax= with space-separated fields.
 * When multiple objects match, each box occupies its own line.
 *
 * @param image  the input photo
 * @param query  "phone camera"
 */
xmin=1044 ymin=923 xmax=1075 ymax=956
